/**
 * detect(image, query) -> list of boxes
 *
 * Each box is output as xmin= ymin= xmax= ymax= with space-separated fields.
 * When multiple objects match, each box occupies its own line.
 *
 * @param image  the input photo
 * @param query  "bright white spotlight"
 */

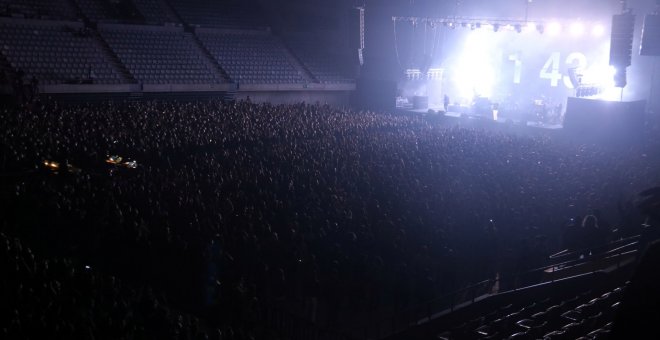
xmin=452 ymin=31 xmax=497 ymax=100
xmin=570 ymin=22 xmax=585 ymax=37
xmin=547 ymin=22 xmax=561 ymax=36
xmin=591 ymin=24 xmax=605 ymax=37
xmin=525 ymin=22 xmax=537 ymax=33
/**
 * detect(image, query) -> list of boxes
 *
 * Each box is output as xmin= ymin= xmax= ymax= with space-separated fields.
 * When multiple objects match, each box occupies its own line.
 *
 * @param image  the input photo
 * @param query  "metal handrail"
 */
xmin=355 ymin=235 xmax=643 ymax=340
xmin=548 ymin=235 xmax=641 ymax=260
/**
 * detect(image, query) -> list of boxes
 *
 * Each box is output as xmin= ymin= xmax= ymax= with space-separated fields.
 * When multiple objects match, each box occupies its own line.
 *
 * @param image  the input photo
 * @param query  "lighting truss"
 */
xmin=392 ymin=16 xmax=604 ymax=35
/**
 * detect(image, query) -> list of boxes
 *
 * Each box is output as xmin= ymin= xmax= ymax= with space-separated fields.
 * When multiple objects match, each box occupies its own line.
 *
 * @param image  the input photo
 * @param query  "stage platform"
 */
xmin=399 ymin=106 xmax=564 ymax=130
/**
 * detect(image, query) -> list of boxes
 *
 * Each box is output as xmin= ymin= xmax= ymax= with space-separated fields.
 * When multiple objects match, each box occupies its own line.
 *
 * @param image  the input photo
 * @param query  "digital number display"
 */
xmin=441 ymin=26 xmax=612 ymax=105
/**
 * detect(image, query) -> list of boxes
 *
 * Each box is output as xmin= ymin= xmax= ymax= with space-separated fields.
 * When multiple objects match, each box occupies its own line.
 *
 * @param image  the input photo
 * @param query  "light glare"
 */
xmin=525 ymin=22 xmax=537 ymax=33
xmin=570 ymin=22 xmax=585 ymax=37
xmin=547 ymin=22 xmax=561 ymax=36
xmin=592 ymin=24 xmax=605 ymax=37
xmin=452 ymin=31 xmax=496 ymax=100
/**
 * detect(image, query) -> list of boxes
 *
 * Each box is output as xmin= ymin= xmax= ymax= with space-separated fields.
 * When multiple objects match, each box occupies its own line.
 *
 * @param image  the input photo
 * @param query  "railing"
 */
xmin=548 ymin=235 xmax=641 ymax=261
xmin=353 ymin=236 xmax=643 ymax=340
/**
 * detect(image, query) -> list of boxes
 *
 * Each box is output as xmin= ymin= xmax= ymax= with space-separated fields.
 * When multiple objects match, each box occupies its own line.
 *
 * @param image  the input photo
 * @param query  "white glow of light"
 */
xmin=599 ymin=87 xmax=622 ymax=101
xmin=452 ymin=31 xmax=497 ymax=100
xmin=525 ymin=22 xmax=537 ymax=33
xmin=547 ymin=22 xmax=562 ymax=36
xmin=592 ymin=24 xmax=605 ymax=37
xmin=570 ymin=22 xmax=585 ymax=37
xmin=582 ymin=65 xmax=616 ymax=86
xmin=582 ymin=65 xmax=619 ymax=101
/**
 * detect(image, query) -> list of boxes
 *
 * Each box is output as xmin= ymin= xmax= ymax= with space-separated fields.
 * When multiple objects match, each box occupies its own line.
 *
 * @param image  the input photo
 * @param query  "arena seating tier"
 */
xmin=0 ymin=0 xmax=77 ymax=20
xmin=436 ymin=284 xmax=626 ymax=340
xmin=131 ymin=0 xmax=179 ymax=25
xmin=0 ymin=0 xmax=354 ymax=86
xmin=99 ymin=25 xmax=224 ymax=84
xmin=197 ymin=31 xmax=306 ymax=84
xmin=168 ymin=0 xmax=267 ymax=29
xmin=285 ymin=33 xmax=354 ymax=84
xmin=0 ymin=20 xmax=122 ymax=84
xmin=72 ymin=0 xmax=115 ymax=23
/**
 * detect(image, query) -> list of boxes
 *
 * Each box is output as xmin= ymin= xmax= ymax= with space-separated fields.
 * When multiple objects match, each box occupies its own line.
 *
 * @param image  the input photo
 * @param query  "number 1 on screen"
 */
xmin=508 ymin=52 xmax=522 ymax=84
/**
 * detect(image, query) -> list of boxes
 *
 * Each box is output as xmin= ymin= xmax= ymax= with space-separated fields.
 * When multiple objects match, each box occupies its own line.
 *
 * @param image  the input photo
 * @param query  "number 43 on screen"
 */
xmin=508 ymin=52 xmax=588 ymax=88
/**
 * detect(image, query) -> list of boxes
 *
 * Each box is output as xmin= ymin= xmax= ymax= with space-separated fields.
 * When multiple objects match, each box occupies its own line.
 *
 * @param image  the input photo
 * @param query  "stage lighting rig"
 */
xmin=391 ymin=16 xmax=605 ymax=39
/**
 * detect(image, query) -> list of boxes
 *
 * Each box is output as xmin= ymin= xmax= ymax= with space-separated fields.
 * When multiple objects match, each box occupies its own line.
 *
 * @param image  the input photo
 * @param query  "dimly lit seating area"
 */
xmin=285 ymin=33 xmax=354 ymax=84
xmin=439 ymin=284 xmax=625 ymax=339
xmin=168 ymin=0 xmax=266 ymax=29
xmin=0 ymin=0 xmax=353 ymax=86
xmin=197 ymin=31 xmax=305 ymax=84
xmin=0 ymin=19 xmax=122 ymax=84
xmin=0 ymin=0 xmax=77 ymax=20
xmin=72 ymin=0 xmax=115 ymax=23
xmin=99 ymin=25 xmax=223 ymax=84
xmin=131 ymin=0 xmax=179 ymax=25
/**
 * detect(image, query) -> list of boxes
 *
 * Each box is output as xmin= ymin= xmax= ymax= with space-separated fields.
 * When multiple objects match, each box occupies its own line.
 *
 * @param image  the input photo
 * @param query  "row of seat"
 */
xmin=99 ymin=27 xmax=222 ymax=84
xmin=1 ymin=0 xmax=268 ymax=30
xmin=438 ymin=284 xmax=626 ymax=339
xmin=168 ymin=0 xmax=265 ymax=29
xmin=0 ymin=20 xmax=354 ymax=85
xmin=0 ymin=0 xmax=77 ymax=20
xmin=73 ymin=0 xmax=113 ymax=23
xmin=131 ymin=0 xmax=179 ymax=24
xmin=197 ymin=32 xmax=305 ymax=84
xmin=0 ymin=22 xmax=120 ymax=83
xmin=285 ymin=34 xmax=354 ymax=84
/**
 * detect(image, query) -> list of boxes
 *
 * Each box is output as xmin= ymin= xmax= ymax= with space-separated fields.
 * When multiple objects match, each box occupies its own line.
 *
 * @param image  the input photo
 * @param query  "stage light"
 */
xmin=537 ymin=24 xmax=544 ymax=34
xmin=524 ymin=22 xmax=536 ymax=33
xmin=547 ymin=22 xmax=561 ymax=36
xmin=591 ymin=24 xmax=605 ymax=37
xmin=570 ymin=22 xmax=585 ymax=36
xmin=599 ymin=67 xmax=622 ymax=101
xmin=453 ymin=31 xmax=496 ymax=100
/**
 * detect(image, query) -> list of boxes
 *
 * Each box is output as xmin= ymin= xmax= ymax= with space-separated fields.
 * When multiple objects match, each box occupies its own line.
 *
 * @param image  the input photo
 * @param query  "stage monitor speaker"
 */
xmin=610 ymin=13 xmax=635 ymax=68
xmin=412 ymin=96 xmax=429 ymax=110
xmin=640 ymin=14 xmax=660 ymax=56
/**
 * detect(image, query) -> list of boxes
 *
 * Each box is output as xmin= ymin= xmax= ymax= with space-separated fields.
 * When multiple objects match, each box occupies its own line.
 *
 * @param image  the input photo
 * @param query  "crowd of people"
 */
xmin=1 ymin=98 xmax=659 ymax=338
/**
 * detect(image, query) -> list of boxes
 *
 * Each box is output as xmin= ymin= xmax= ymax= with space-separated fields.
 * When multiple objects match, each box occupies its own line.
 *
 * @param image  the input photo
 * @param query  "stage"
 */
xmin=399 ymin=105 xmax=565 ymax=130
